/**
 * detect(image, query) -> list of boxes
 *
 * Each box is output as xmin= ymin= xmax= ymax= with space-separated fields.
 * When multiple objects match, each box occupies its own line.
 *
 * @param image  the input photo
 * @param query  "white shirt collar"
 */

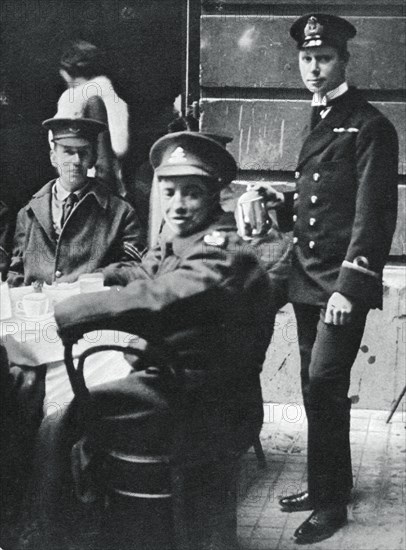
xmin=312 ymin=82 xmax=349 ymax=107
xmin=53 ymin=179 xmax=71 ymax=201
xmin=52 ymin=179 xmax=89 ymax=201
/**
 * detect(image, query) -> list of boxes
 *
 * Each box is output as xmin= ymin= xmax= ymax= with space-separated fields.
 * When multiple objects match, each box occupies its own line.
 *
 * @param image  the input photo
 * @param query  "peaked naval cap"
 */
xmin=290 ymin=14 xmax=356 ymax=50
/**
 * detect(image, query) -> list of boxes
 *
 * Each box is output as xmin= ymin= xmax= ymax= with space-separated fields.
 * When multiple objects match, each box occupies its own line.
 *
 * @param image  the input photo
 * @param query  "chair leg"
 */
xmin=171 ymin=466 xmax=190 ymax=550
xmin=253 ymin=436 xmax=266 ymax=469
xmin=185 ymin=460 xmax=240 ymax=550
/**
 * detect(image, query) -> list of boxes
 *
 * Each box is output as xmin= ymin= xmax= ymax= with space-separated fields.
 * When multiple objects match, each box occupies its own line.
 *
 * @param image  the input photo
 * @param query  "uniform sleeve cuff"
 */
xmin=335 ymin=262 xmax=382 ymax=309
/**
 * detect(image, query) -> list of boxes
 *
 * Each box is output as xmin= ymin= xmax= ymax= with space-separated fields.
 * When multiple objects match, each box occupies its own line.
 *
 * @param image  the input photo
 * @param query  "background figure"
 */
xmin=55 ymin=39 xmax=129 ymax=198
xmin=0 ymin=201 xmax=14 ymax=278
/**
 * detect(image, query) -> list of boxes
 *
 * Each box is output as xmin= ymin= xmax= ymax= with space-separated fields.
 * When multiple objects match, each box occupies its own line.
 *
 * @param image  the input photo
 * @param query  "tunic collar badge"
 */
xmin=204 ymin=230 xmax=226 ymax=247
xmin=168 ymin=146 xmax=187 ymax=164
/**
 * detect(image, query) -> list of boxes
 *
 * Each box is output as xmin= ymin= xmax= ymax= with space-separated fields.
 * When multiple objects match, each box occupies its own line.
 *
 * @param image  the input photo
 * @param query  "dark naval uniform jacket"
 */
xmin=278 ymin=87 xmax=398 ymax=309
xmin=8 ymin=178 xmax=144 ymax=286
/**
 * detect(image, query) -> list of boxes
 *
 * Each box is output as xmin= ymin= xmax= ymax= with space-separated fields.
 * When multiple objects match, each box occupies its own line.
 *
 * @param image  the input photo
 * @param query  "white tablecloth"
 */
xmin=0 ymin=285 xmax=133 ymax=414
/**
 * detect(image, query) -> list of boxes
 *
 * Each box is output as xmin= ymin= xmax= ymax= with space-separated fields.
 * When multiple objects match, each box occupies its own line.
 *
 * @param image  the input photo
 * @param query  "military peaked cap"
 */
xmin=42 ymin=117 xmax=106 ymax=145
xmin=150 ymin=131 xmax=237 ymax=187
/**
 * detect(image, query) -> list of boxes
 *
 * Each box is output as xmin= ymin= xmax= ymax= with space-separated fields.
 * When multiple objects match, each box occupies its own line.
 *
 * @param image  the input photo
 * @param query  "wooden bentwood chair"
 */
xmin=64 ymin=333 xmax=266 ymax=550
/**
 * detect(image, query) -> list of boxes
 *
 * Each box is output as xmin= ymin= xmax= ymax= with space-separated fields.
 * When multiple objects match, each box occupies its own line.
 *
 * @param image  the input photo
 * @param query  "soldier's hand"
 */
xmin=325 ymin=292 xmax=353 ymax=325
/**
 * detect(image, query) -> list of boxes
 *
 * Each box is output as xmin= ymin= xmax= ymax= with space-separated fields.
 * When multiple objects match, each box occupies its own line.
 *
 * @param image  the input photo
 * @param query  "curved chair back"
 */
xmin=63 ymin=333 xmax=263 ymax=549
xmin=64 ymin=337 xmax=190 ymax=550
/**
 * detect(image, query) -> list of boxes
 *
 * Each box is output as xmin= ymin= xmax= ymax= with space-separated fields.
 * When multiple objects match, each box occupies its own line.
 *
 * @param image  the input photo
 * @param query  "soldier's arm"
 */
xmin=55 ymin=236 xmax=245 ymax=342
xmin=7 ymin=208 xmax=27 ymax=287
xmin=101 ymin=239 xmax=161 ymax=286
xmin=117 ymin=203 xmax=146 ymax=262
xmin=100 ymin=201 xmax=149 ymax=285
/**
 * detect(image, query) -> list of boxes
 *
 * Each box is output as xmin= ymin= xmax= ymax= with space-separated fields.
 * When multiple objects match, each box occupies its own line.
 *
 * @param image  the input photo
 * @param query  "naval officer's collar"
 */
xmin=312 ymin=81 xmax=349 ymax=107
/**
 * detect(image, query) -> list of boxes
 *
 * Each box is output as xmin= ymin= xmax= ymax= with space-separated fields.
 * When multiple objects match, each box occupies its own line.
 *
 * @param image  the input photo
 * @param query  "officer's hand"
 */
xmin=250 ymin=184 xmax=285 ymax=209
xmin=325 ymin=292 xmax=353 ymax=326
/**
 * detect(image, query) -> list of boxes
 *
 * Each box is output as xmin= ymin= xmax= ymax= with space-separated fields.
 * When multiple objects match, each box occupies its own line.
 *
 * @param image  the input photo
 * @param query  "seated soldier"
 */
xmin=17 ymin=132 xmax=274 ymax=548
xmin=7 ymin=117 xmax=145 ymax=287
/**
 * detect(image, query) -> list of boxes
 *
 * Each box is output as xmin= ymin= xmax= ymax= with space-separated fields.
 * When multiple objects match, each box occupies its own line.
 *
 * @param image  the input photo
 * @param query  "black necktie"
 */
xmin=310 ymin=105 xmax=325 ymax=131
xmin=164 ymin=242 xmax=174 ymax=258
xmin=61 ymin=193 xmax=78 ymax=227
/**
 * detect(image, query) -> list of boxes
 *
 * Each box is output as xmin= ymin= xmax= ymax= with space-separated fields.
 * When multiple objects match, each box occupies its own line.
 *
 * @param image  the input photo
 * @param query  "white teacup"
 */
xmin=78 ymin=273 xmax=105 ymax=293
xmin=16 ymin=293 xmax=50 ymax=318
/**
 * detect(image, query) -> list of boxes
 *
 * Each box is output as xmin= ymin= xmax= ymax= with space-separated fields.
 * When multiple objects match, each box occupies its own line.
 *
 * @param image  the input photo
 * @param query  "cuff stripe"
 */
xmin=342 ymin=260 xmax=380 ymax=279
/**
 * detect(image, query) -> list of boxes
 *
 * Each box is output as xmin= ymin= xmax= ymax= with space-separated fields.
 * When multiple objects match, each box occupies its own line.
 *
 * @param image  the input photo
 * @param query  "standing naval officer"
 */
xmin=265 ymin=13 xmax=399 ymax=544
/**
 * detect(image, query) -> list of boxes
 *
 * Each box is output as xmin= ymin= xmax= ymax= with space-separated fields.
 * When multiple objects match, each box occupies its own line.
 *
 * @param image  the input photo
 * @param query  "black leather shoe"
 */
xmin=279 ymin=491 xmax=313 ymax=512
xmin=294 ymin=506 xmax=347 ymax=544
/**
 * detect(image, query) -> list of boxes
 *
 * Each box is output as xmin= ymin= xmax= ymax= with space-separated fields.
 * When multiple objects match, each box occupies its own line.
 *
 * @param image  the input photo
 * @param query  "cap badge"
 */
xmin=168 ymin=146 xmax=187 ymax=164
xmin=305 ymin=16 xmax=324 ymax=38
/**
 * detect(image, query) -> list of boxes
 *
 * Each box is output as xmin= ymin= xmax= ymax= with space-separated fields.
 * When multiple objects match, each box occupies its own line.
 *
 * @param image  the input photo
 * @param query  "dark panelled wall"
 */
xmin=0 ymin=0 xmax=183 ymax=212
xmin=200 ymin=0 xmax=406 ymax=259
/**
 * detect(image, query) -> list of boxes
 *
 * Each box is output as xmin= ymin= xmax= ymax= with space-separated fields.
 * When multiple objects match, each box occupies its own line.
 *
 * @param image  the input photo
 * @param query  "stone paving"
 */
xmin=237 ymin=405 xmax=406 ymax=550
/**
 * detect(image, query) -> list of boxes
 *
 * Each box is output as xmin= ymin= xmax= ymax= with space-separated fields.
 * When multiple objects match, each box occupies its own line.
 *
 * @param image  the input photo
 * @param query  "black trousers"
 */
xmin=293 ymin=303 xmax=368 ymax=508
